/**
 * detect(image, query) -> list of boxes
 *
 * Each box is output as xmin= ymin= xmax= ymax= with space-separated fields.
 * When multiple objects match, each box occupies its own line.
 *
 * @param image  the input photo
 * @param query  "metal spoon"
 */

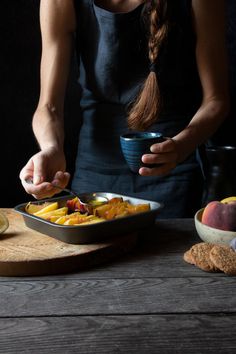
xmin=25 ymin=178 xmax=108 ymax=212
xmin=50 ymin=184 xmax=108 ymax=207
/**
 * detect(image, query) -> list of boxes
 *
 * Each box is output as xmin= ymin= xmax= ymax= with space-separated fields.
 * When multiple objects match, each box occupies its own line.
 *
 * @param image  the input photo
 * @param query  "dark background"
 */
xmin=0 ymin=0 xmax=235 ymax=207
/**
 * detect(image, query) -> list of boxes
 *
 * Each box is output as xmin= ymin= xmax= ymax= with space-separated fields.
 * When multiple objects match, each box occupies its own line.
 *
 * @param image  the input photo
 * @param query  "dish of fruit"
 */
xmin=202 ymin=196 xmax=236 ymax=232
xmin=25 ymin=196 xmax=150 ymax=226
xmin=194 ymin=196 xmax=236 ymax=245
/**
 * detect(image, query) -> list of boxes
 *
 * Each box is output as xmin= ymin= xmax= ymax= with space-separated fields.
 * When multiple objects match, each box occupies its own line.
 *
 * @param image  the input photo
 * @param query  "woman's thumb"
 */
xmin=33 ymin=155 xmax=45 ymax=185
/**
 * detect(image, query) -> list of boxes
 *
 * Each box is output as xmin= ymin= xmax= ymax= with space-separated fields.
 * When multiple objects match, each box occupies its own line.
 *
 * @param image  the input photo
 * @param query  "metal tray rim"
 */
xmin=13 ymin=192 xmax=163 ymax=244
xmin=14 ymin=192 xmax=163 ymax=229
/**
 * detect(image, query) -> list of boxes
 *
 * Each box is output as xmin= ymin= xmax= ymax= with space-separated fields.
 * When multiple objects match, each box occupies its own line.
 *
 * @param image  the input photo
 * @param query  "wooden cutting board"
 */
xmin=0 ymin=209 xmax=137 ymax=276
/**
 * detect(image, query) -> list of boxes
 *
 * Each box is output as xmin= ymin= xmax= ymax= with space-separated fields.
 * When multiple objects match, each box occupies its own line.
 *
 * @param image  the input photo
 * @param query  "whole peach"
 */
xmin=202 ymin=201 xmax=236 ymax=231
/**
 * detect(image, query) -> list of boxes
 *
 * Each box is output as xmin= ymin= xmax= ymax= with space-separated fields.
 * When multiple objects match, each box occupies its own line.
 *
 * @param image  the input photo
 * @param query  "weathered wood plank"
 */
xmin=0 ymin=250 xmax=226 ymax=281
xmin=0 ymin=277 xmax=235 ymax=316
xmin=138 ymin=219 xmax=200 ymax=253
xmin=0 ymin=315 xmax=235 ymax=354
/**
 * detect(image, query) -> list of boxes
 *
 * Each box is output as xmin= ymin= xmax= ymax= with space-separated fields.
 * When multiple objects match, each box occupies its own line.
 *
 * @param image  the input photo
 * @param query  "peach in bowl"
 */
xmin=194 ymin=199 xmax=236 ymax=245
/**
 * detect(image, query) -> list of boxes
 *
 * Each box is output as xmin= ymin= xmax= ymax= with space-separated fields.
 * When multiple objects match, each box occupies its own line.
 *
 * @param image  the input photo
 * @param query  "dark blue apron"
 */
xmin=72 ymin=0 xmax=203 ymax=217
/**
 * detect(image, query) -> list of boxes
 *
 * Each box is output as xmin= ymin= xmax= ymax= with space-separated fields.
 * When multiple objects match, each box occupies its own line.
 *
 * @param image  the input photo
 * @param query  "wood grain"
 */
xmin=0 ymin=215 xmax=235 ymax=353
xmin=0 ymin=315 xmax=235 ymax=354
xmin=0 ymin=209 xmax=137 ymax=276
xmin=1 ymin=251 xmax=224 ymax=281
xmin=0 ymin=277 xmax=235 ymax=317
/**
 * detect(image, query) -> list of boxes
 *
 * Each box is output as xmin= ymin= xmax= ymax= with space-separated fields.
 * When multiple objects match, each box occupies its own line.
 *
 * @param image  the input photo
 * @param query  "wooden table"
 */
xmin=0 ymin=217 xmax=235 ymax=353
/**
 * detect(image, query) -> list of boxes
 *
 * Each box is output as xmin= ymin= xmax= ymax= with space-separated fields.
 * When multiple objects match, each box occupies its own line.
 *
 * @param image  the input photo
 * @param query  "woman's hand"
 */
xmin=19 ymin=0 xmax=76 ymax=200
xmin=19 ymin=147 xmax=70 ymax=199
xmin=139 ymin=138 xmax=179 ymax=176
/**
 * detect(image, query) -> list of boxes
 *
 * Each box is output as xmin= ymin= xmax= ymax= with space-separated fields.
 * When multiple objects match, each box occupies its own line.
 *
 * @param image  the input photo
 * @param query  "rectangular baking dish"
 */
xmin=14 ymin=192 xmax=163 ymax=244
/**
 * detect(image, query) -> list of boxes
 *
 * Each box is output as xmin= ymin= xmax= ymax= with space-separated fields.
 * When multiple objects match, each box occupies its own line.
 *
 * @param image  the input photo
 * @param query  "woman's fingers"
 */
xmin=31 ymin=153 xmax=47 ymax=185
xmin=20 ymin=157 xmax=50 ymax=198
xmin=21 ymin=168 xmax=70 ymax=200
xmin=142 ymin=151 xmax=177 ymax=165
xmin=51 ymin=171 xmax=70 ymax=188
xmin=27 ymin=171 xmax=71 ymax=199
xmin=25 ymin=180 xmax=53 ymax=196
xmin=140 ymin=137 xmax=178 ymax=176
xmin=19 ymin=155 xmax=46 ymax=188
xmin=139 ymin=162 xmax=176 ymax=177
xmin=150 ymin=137 xmax=176 ymax=153
xmin=19 ymin=159 xmax=34 ymax=184
xmin=39 ymin=176 xmax=70 ymax=198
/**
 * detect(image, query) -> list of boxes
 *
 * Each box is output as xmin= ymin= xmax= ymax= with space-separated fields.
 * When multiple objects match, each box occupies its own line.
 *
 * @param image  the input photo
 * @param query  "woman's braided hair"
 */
xmin=128 ymin=0 xmax=169 ymax=131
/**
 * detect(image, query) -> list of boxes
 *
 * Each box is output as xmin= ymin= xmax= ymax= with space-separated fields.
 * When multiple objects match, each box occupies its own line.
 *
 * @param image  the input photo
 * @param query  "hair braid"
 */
xmin=128 ymin=0 xmax=169 ymax=131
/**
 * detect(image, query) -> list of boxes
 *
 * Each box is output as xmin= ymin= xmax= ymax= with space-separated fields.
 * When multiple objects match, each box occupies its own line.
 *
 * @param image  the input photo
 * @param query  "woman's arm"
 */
xmin=19 ymin=0 xmax=76 ymax=197
xmin=34 ymin=0 xmax=76 ymax=153
xmin=141 ymin=0 xmax=230 ymax=175
xmin=173 ymin=0 xmax=230 ymax=161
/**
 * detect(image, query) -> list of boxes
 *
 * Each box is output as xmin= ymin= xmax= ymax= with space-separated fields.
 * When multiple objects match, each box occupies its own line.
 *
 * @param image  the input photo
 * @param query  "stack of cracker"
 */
xmin=184 ymin=242 xmax=236 ymax=275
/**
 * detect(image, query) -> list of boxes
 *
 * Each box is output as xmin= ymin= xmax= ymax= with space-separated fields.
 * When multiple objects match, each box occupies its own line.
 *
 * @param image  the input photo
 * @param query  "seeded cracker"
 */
xmin=183 ymin=250 xmax=195 ymax=265
xmin=188 ymin=243 xmax=218 ymax=272
xmin=210 ymin=245 xmax=236 ymax=275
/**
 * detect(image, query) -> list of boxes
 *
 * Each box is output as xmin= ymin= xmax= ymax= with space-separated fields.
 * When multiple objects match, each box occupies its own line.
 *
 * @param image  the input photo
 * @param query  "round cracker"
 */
xmin=210 ymin=245 xmax=236 ymax=276
xmin=189 ymin=242 xmax=218 ymax=272
xmin=183 ymin=249 xmax=195 ymax=265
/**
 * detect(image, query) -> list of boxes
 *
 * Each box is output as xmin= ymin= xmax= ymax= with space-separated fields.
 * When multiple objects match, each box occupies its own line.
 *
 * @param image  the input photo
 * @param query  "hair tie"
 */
xmin=149 ymin=62 xmax=156 ymax=73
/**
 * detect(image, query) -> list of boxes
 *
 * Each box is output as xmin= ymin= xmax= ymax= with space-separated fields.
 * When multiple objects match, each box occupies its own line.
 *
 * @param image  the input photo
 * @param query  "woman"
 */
xmin=19 ymin=0 xmax=229 ymax=217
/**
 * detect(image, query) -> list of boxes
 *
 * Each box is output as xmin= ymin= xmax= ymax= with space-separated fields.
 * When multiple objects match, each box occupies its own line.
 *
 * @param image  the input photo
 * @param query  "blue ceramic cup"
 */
xmin=120 ymin=132 xmax=165 ymax=173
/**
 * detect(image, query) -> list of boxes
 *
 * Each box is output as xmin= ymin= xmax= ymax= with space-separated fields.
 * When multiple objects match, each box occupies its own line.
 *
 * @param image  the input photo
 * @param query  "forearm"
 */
xmin=32 ymin=104 xmax=65 ymax=152
xmin=173 ymin=97 xmax=230 ymax=162
xmin=32 ymin=0 xmax=76 ymax=153
xmin=173 ymin=0 xmax=230 ymax=162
